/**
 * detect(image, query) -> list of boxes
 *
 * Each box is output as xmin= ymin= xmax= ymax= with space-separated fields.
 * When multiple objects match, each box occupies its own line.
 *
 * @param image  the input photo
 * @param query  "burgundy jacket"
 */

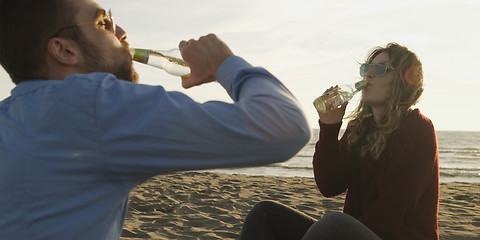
xmin=313 ymin=109 xmax=439 ymax=240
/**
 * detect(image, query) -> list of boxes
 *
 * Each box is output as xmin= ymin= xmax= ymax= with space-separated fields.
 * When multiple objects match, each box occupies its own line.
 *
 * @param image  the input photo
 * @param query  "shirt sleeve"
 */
xmin=313 ymin=121 xmax=352 ymax=197
xmin=93 ymin=56 xmax=311 ymax=184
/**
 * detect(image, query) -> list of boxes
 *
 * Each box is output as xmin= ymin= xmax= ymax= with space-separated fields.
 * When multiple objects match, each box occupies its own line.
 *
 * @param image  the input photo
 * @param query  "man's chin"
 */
xmin=114 ymin=59 xmax=139 ymax=83
xmin=117 ymin=68 xmax=139 ymax=83
xmin=129 ymin=68 xmax=139 ymax=83
xmin=122 ymin=45 xmax=139 ymax=83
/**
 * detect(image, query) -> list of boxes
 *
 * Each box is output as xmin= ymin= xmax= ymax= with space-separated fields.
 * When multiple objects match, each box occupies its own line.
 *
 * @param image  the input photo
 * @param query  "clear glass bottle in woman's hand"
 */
xmin=313 ymin=79 xmax=367 ymax=114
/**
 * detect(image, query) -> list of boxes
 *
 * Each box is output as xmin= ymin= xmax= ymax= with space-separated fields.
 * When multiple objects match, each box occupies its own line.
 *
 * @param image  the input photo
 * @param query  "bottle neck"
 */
xmin=353 ymin=79 xmax=367 ymax=93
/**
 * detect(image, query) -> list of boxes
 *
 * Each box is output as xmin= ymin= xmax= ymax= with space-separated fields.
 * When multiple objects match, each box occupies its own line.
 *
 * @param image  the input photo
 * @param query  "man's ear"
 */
xmin=46 ymin=38 xmax=80 ymax=66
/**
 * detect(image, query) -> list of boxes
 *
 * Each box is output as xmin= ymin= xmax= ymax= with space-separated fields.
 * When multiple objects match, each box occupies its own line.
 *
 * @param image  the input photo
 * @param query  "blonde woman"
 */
xmin=239 ymin=43 xmax=439 ymax=240
xmin=312 ymin=43 xmax=439 ymax=239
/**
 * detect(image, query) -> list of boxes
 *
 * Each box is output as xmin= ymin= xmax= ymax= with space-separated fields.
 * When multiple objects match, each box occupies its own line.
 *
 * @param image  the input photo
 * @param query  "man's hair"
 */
xmin=0 ymin=0 xmax=77 ymax=84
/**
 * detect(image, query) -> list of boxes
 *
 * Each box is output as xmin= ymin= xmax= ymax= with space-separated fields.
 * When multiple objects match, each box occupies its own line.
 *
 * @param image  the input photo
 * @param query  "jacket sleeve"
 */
xmin=313 ymin=121 xmax=352 ymax=197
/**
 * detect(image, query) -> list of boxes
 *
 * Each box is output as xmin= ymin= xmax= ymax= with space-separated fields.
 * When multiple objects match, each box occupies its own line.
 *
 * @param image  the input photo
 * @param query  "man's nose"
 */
xmin=115 ymin=25 xmax=127 ymax=41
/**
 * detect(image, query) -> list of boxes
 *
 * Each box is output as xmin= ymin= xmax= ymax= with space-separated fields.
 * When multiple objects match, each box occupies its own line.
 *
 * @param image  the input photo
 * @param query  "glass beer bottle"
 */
xmin=129 ymin=48 xmax=191 ymax=77
xmin=313 ymin=80 xmax=367 ymax=114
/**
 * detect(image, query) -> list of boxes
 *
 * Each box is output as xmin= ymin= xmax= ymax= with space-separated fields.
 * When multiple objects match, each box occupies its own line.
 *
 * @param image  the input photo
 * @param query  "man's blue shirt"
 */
xmin=0 ymin=56 xmax=310 ymax=239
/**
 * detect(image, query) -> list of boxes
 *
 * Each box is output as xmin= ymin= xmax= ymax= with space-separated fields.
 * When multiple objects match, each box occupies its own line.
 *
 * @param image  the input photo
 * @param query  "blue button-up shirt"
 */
xmin=0 ymin=56 xmax=310 ymax=239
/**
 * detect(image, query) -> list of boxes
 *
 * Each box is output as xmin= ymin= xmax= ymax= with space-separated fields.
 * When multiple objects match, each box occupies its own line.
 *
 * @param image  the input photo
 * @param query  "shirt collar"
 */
xmin=10 ymin=79 xmax=60 ymax=100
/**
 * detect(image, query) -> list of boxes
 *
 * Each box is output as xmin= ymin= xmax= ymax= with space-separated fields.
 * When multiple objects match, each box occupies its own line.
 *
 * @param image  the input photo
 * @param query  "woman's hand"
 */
xmin=315 ymin=86 xmax=348 ymax=124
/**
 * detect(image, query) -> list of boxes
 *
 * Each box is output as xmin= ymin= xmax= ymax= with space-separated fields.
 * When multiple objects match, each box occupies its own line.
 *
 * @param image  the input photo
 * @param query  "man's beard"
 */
xmin=78 ymin=38 xmax=139 ymax=83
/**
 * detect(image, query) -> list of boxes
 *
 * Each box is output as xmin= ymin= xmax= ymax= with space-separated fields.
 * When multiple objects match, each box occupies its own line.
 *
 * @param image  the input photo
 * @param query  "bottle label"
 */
xmin=323 ymin=89 xmax=344 ymax=110
xmin=314 ymin=88 xmax=344 ymax=113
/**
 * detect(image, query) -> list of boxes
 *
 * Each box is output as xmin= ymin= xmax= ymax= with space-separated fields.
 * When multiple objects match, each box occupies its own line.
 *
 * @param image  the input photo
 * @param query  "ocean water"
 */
xmin=203 ymin=130 xmax=480 ymax=183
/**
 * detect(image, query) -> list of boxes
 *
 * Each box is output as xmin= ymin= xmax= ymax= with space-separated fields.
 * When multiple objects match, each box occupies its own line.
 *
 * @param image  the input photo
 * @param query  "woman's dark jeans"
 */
xmin=239 ymin=200 xmax=382 ymax=240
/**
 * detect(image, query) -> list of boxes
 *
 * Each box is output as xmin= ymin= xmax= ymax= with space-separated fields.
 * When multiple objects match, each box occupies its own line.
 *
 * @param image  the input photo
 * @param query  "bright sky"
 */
xmin=1 ymin=0 xmax=479 ymax=131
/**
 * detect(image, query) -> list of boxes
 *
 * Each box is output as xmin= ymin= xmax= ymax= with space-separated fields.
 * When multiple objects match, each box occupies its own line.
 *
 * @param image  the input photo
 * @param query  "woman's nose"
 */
xmin=115 ymin=25 xmax=127 ymax=41
xmin=366 ymin=66 xmax=375 ymax=79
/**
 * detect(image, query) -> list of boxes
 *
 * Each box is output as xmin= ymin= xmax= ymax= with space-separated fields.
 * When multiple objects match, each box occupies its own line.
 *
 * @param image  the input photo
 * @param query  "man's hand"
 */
xmin=178 ymin=34 xmax=234 ymax=89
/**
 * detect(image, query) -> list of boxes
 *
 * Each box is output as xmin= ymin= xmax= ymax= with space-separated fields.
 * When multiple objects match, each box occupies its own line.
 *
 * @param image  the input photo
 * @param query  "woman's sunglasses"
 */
xmin=359 ymin=63 xmax=394 ymax=77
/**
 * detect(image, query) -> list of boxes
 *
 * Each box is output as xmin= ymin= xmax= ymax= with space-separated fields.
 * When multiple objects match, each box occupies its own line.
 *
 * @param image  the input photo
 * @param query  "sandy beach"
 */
xmin=120 ymin=172 xmax=480 ymax=239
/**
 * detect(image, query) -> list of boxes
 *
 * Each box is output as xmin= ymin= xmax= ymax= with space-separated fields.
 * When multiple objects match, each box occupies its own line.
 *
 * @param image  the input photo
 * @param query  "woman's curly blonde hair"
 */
xmin=347 ymin=43 xmax=424 ymax=160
